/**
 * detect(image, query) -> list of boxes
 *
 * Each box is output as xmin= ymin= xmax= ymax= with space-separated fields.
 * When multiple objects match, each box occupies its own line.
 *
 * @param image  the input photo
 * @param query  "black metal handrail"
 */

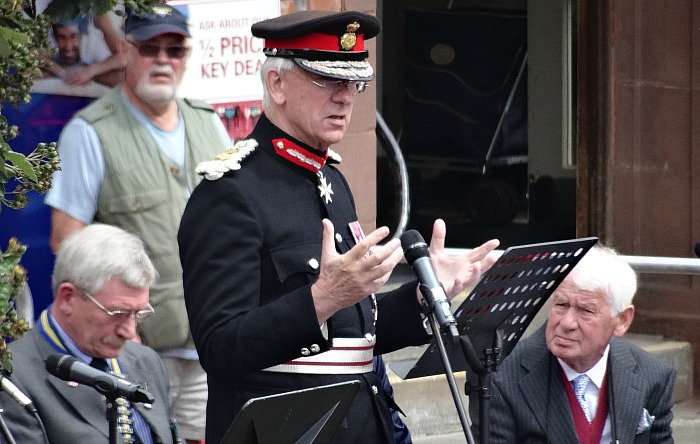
xmin=440 ymin=248 xmax=700 ymax=275
xmin=376 ymin=111 xmax=410 ymax=239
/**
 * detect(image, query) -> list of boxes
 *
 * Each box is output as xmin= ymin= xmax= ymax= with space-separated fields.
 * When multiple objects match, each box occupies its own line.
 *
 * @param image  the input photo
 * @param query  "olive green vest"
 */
xmin=78 ymin=87 xmax=226 ymax=350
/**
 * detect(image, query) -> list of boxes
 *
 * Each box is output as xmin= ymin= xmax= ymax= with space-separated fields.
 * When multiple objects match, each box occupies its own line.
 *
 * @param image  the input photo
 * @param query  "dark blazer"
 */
xmin=483 ymin=325 xmax=675 ymax=444
xmin=179 ymin=114 xmax=430 ymax=444
xmin=1 ymin=327 xmax=174 ymax=444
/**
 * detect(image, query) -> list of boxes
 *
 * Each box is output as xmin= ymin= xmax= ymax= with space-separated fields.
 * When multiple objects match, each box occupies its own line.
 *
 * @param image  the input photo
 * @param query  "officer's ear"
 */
xmin=265 ymin=68 xmax=287 ymax=106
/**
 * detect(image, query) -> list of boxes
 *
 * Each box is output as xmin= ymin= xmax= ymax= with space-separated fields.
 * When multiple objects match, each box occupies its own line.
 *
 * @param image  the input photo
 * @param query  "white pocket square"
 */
xmin=636 ymin=408 xmax=655 ymax=434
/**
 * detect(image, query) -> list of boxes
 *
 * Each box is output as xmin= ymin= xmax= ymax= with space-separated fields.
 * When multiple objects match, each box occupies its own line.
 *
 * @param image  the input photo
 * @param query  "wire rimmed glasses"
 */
xmin=290 ymin=68 xmax=368 ymax=95
xmin=81 ymin=289 xmax=154 ymax=324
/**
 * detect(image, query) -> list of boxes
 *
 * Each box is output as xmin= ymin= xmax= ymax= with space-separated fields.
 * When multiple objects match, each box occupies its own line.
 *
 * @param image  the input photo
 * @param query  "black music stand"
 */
xmin=219 ymin=380 xmax=360 ymax=444
xmin=395 ymin=237 xmax=598 ymax=443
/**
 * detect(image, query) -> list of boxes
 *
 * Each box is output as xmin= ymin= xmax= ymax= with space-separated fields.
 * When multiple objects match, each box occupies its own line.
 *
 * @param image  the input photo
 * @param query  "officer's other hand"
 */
xmin=311 ymin=219 xmax=403 ymax=324
xmin=428 ymin=218 xmax=500 ymax=300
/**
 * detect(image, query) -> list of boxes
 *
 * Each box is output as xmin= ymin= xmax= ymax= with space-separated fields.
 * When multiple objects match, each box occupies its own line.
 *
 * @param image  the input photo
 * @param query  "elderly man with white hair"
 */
xmin=483 ymin=244 xmax=675 ymax=444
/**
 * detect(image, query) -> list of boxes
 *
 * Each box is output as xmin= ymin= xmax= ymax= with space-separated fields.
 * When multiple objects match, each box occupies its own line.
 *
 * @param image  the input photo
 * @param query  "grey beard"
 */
xmin=136 ymin=81 xmax=177 ymax=106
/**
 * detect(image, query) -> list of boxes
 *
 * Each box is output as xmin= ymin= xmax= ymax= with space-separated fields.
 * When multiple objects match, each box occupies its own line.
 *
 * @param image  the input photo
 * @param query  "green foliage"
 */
xmin=0 ymin=237 xmax=30 ymax=372
xmin=0 ymin=0 xmax=58 ymax=213
xmin=0 ymin=2 xmax=51 ymax=108
xmin=0 ymin=127 xmax=59 ymax=209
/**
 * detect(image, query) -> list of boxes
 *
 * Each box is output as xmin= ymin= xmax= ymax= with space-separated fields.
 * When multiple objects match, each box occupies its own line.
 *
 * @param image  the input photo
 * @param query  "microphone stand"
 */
xmin=105 ymin=394 xmax=119 ymax=444
xmin=459 ymin=330 xmax=502 ymax=444
xmin=0 ymin=404 xmax=18 ymax=444
xmin=422 ymin=301 xmax=476 ymax=444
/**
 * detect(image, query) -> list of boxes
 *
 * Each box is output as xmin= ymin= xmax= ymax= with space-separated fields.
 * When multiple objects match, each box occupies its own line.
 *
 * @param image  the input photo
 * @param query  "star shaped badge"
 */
xmin=317 ymin=171 xmax=334 ymax=204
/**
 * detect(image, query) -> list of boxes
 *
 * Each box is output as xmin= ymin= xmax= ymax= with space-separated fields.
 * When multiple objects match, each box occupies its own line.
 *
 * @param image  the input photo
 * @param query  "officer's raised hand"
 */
xmin=428 ymin=218 xmax=500 ymax=300
xmin=311 ymin=218 xmax=404 ymax=324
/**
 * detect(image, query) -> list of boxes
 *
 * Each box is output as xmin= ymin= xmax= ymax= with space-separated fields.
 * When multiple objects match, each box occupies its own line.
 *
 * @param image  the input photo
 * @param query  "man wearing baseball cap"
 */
xmin=45 ymin=4 xmax=231 ymax=443
xmin=179 ymin=10 xmax=500 ymax=443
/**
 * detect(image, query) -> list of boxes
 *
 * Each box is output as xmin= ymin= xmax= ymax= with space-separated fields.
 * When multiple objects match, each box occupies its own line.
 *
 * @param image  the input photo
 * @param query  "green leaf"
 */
xmin=4 ymin=151 xmax=37 ymax=182
xmin=1 ymin=353 xmax=12 ymax=374
xmin=0 ymin=24 xmax=30 ymax=58
xmin=0 ymin=165 xmax=9 ymax=183
xmin=0 ymin=32 xmax=9 ymax=59
xmin=0 ymin=256 xmax=22 ymax=272
xmin=0 ymin=26 xmax=29 ymax=45
xmin=0 ymin=279 xmax=9 ymax=298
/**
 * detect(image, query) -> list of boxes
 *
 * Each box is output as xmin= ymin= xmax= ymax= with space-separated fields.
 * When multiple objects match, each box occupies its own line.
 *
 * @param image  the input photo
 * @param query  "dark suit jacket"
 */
xmin=484 ymin=325 xmax=675 ymax=443
xmin=2 ymin=327 xmax=174 ymax=443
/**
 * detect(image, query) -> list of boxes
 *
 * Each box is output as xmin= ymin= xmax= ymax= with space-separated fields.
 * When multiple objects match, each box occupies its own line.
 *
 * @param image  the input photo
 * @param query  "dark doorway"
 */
xmin=377 ymin=2 xmax=576 ymax=249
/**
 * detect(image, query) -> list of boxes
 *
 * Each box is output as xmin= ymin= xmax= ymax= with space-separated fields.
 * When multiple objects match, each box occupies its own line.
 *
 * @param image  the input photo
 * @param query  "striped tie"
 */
xmin=91 ymin=358 xmax=138 ymax=443
xmin=573 ymin=374 xmax=592 ymax=422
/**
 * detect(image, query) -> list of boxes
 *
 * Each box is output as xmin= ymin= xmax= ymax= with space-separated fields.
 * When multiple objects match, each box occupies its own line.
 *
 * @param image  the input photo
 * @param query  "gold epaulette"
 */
xmin=196 ymin=139 xmax=258 ymax=180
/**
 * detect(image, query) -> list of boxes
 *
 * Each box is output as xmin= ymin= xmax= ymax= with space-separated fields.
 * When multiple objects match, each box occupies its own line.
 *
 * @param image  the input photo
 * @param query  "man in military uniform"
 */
xmin=178 ymin=10 xmax=500 ymax=444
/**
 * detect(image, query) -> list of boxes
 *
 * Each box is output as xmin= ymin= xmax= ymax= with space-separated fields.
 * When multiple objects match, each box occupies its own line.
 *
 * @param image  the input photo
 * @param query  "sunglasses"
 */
xmin=128 ymin=41 xmax=190 ymax=59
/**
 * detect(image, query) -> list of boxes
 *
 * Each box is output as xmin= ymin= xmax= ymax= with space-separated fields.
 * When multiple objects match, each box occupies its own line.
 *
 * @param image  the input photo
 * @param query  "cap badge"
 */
xmin=339 ymin=22 xmax=360 ymax=51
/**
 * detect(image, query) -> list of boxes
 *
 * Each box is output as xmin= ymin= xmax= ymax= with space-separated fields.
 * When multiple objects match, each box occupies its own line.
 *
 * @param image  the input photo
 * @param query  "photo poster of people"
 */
xmin=0 ymin=0 xmax=279 ymax=314
xmin=32 ymin=0 xmax=279 ymax=141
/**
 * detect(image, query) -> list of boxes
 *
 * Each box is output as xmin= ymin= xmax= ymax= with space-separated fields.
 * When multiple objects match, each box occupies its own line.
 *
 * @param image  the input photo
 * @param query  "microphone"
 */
xmin=400 ymin=230 xmax=459 ymax=338
xmin=0 ymin=373 xmax=36 ymax=413
xmin=45 ymin=354 xmax=154 ymax=404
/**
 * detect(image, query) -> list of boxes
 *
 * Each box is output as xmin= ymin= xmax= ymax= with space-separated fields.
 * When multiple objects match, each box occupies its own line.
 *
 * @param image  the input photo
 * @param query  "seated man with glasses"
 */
xmin=44 ymin=3 xmax=230 ymax=443
xmin=2 ymin=223 xmax=177 ymax=443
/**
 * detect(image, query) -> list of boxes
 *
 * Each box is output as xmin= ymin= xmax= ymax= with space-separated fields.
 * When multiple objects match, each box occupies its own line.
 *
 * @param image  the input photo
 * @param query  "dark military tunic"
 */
xmin=179 ymin=114 xmax=429 ymax=444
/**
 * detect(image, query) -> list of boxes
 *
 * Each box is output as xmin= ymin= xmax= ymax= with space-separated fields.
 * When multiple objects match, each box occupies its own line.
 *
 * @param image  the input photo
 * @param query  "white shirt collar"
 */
xmin=558 ymin=344 xmax=610 ymax=388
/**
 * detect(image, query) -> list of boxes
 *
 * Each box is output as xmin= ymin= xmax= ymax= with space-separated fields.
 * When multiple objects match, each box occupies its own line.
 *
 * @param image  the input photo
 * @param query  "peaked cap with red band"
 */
xmin=251 ymin=10 xmax=381 ymax=82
